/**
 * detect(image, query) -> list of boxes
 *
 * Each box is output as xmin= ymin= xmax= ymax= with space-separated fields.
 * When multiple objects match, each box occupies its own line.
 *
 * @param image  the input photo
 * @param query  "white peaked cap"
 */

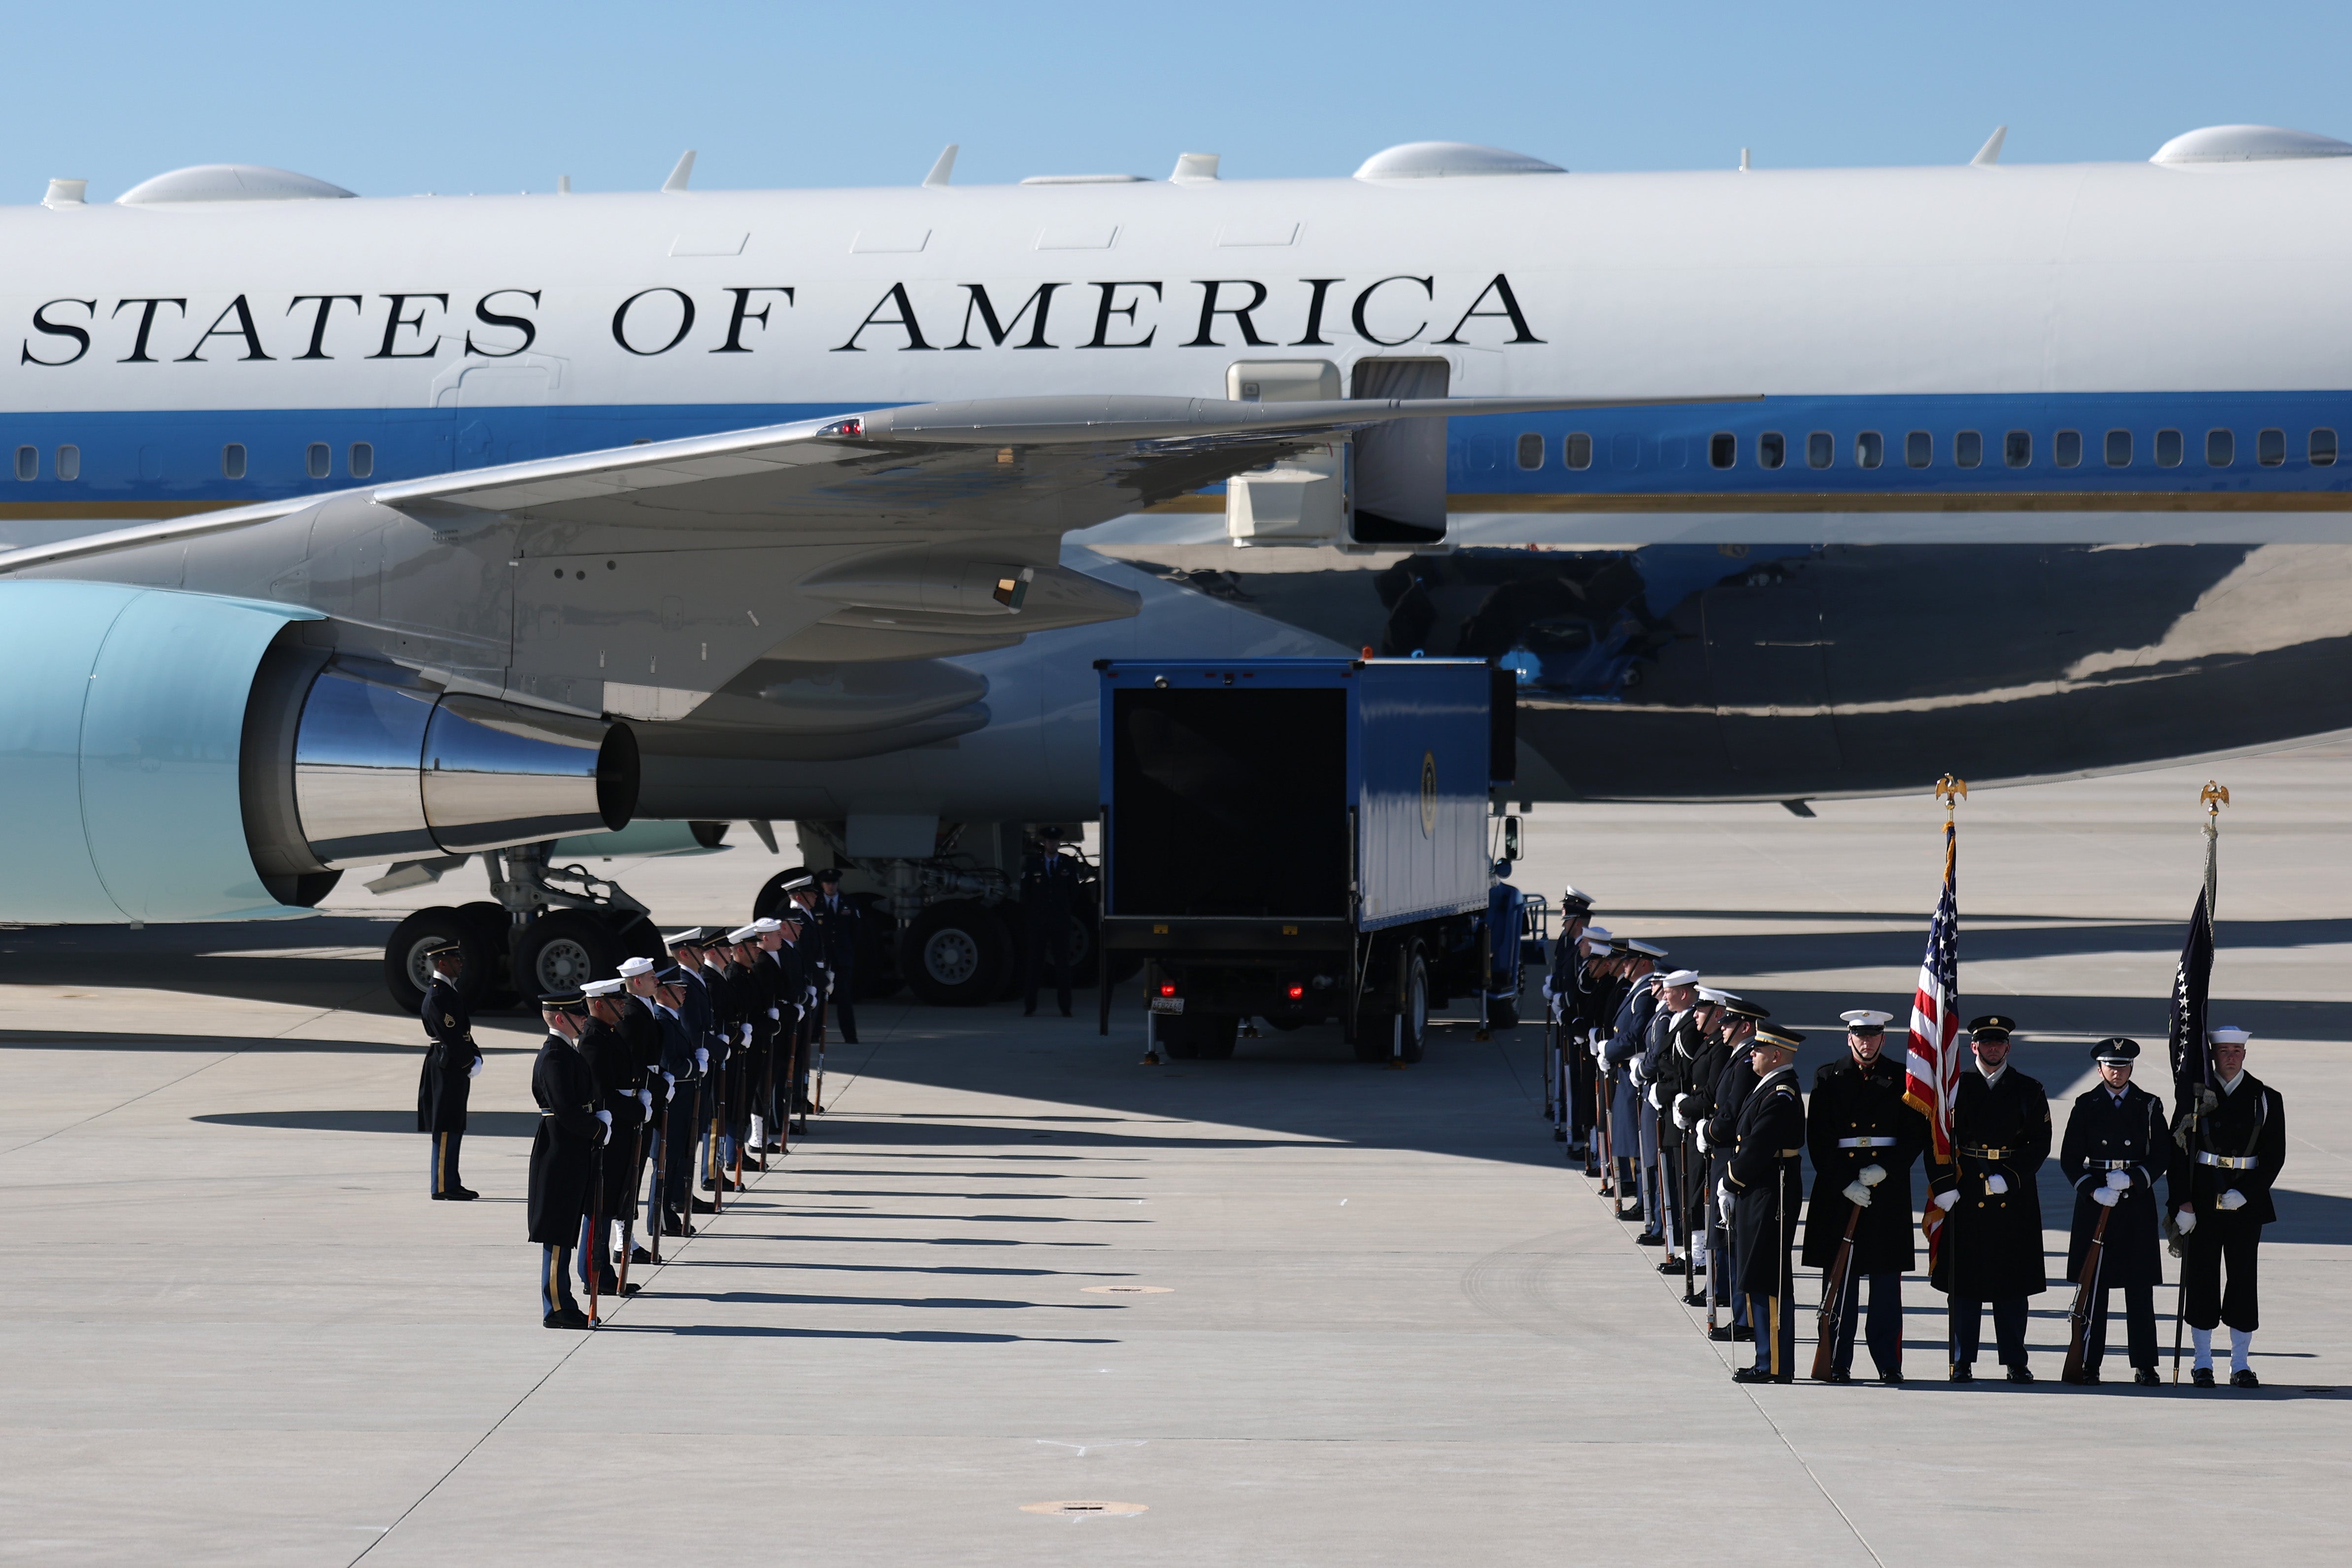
xmin=1697 ymin=987 xmax=1738 ymax=1005
xmin=726 ymin=924 xmax=762 ymax=943
xmin=1660 ymin=969 xmax=1702 ymax=987
xmin=616 ymin=956 xmax=656 ymax=978
xmin=1841 ymin=1009 xmax=1895 ymax=1029
xmin=751 ymin=917 xmax=784 ymax=933
xmin=1582 ymin=925 xmax=1613 ymax=942
xmin=580 ymin=978 xmax=624 ymax=997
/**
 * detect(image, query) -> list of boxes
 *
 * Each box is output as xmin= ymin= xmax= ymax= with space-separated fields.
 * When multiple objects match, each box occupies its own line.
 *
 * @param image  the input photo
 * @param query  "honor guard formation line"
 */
xmin=416 ymin=870 xmax=863 ymax=1328
xmin=1535 ymin=778 xmax=2288 ymax=1388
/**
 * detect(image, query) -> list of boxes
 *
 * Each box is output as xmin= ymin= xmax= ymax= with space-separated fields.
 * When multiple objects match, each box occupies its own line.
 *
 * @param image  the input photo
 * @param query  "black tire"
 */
xmin=1063 ymin=897 xmax=1102 ymax=988
xmin=611 ymin=913 xmax=667 ymax=962
xmin=1159 ymin=1011 xmax=1200 ymax=1059
xmin=385 ymin=907 xmax=494 ymax=1014
xmin=1351 ymin=1008 xmax=1396 ymax=1063
xmin=1264 ymin=1016 xmax=1305 ymax=1033
xmin=900 ymin=900 xmax=1002 ymax=1006
xmin=515 ymin=909 xmax=630 ymax=997
xmin=1104 ymin=949 xmax=1145 ymax=986
xmin=1488 ymin=997 xmax=1520 ymax=1032
xmin=1397 ymin=938 xmax=1430 ymax=1064
xmin=1192 ymin=1013 xmax=1239 ymax=1060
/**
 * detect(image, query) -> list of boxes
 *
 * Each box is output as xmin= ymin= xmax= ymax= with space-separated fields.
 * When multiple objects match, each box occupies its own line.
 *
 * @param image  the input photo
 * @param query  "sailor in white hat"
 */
xmin=2171 ymin=1026 xmax=2286 ymax=1387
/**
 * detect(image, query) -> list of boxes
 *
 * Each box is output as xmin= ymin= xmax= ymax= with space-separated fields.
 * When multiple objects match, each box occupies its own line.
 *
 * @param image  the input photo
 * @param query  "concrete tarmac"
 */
xmin=2 ymin=749 xmax=2347 ymax=1566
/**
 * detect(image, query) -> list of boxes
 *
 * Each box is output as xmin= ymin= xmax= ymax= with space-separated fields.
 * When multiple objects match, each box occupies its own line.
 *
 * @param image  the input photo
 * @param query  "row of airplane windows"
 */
xmin=1524 ymin=426 xmax=2343 ymax=473
xmin=10 ymin=442 xmax=378 ymax=483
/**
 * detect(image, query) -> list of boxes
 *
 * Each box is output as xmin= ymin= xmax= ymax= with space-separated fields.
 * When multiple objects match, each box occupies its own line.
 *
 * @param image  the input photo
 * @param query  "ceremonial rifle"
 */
xmin=2063 ymin=1203 xmax=2114 ymax=1382
xmin=756 ymin=1015 xmax=777 ymax=1171
xmin=812 ymin=998 xmax=827 ymax=1122
xmin=1681 ymin=1124 xmax=1698 ymax=1303
xmin=1811 ymin=1203 xmax=1864 ymax=1381
xmin=619 ymin=1113 xmax=645 ymax=1292
xmin=586 ymin=1126 xmax=606 ymax=1327
xmin=707 ymin=1034 xmax=726 ymax=1214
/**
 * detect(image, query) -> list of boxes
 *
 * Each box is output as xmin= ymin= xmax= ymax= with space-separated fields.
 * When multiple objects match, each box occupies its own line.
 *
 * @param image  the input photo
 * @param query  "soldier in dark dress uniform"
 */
xmin=647 ymin=966 xmax=704 ymax=1236
xmin=578 ymin=979 xmax=647 ymax=1297
xmin=1722 ymin=1024 xmax=1806 ymax=1382
xmin=812 ymin=868 xmax=862 ymax=1045
xmin=2057 ymin=1037 xmax=2169 ymax=1384
xmin=1697 ymin=998 xmax=1767 ymax=1339
xmin=416 ymin=942 xmax=481 ymax=1201
xmin=529 ymin=991 xmax=608 ymax=1330
xmin=1803 ymin=1009 xmax=1926 ymax=1383
xmin=662 ymin=931 xmax=718 ymax=1217
xmin=1021 ymin=828 xmax=1084 ymax=1017
xmin=1602 ymin=940 xmax=1665 ymax=1222
xmin=617 ymin=955 xmax=673 ymax=1260
xmin=2169 ymin=1025 xmax=2288 ymax=1388
xmin=1926 ymin=1015 xmax=2051 ymax=1382
xmin=725 ymin=928 xmax=776 ymax=1161
xmin=1539 ymin=889 xmax=1595 ymax=1159
xmin=763 ymin=913 xmax=810 ymax=1128
xmin=1644 ymin=972 xmax=1714 ymax=1274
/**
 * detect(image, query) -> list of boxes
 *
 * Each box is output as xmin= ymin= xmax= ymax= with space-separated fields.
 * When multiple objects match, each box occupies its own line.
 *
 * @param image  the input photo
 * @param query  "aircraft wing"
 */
xmin=366 ymin=393 xmax=1751 ymax=534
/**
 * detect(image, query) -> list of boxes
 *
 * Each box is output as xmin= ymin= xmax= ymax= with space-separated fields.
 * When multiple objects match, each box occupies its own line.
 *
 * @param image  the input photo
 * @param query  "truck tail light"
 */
xmin=1286 ymin=985 xmax=1304 ymax=1000
xmin=1158 ymin=983 xmax=1176 ymax=998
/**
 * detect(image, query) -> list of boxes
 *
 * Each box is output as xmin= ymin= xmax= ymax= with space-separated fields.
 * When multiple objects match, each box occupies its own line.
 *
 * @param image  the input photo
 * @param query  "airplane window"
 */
xmin=14 ymin=445 xmax=35 ymax=481
xmin=1708 ymin=433 xmax=1736 ymax=469
xmin=1854 ymin=432 xmax=1883 ymax=469
xmin=1806 ymin=431 xmax=1833 ymax=469
xmin=1515 ymin=433 xmax=1545 ymax=471
xmin=349 ymin=441 xmax=375 ymax=478
xmin=1610 ymin=433 xmax=1641 ymax=470
xmin=306 ymin=443 xmax=331 ymax=480
xmin=2054 ymin=430 xmax=2082 ymax=468
xmin=2105 ymin=430 xmax=2132 ymax=467
xmin=1758 ymin=432 xmax=1785 ymax=469
xmin=2004 ymin=431 xmax=2031 ymax=468
xmin=56 ymin=445 xmax=79 ymax=481
xmin=2206 ymin=429 xmax=2234 ymax=467
xmin=2313 ymin=429 xmax=2339 ymax=467
xmin=222 ymin=442 xmax=247 ymax=480
xmin=2256 ymin=428 xmax=2285 ymax=467
xmin=1905 ymin=431 xmax=1931 ymax=468
xmin=1955 ymin=430 xmax=1983 ymax=468
xmin=2155 ymin=429 xmax=2184 ymax=467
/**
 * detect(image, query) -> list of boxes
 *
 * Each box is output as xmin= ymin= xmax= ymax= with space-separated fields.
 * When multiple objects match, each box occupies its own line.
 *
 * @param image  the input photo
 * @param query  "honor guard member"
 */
xmin=1602 ymin=939 xmax=1666 ymax=1221
xmin=1638 ymin=968 xmax=1705 ymax=1260
xmin=1927 ymin=1015 xmax=2051 ymax=1382
xmin=1699 ymin=998 xmax=1770 ymax=1340
xmin=2169 ymin=1026 xmax=2288 ymax=1387
xmin=662 ymin=931 xmax=718 ymax=1216
xmin=2058 ymin=1037 xmax=2169 ymax=1385
xmin=577 ymin=979 xmax=647 ymax=1297
xmin=1655 ymin=982 xmax=1727 ymax=1289
xmin=1021 ymin=827 xmax=1084 ymax=1018
xmin=725 ymin=926 xmax=777 ymax=1159
xmin=1540 ymin=888 xmax=1596 ymax=1156
xmin=1563 ymin=922 xmax=1614 ymax=1175
xmin=762 ymin=912 xmax=810 ymax=1131
xmin=812 ymin=868 xmax=863 ymax=1045
xmin=416 ymin=941 xmax=482 ymax=1201
xmin=648 ymin=967 xmax=704 ymax=1236
xmin=616 ymin=955 xmax=673 ymax=1259
xmin=529 ymin=991 xmax=609 ymax=1330
xmin=1721 ymin=1024 xmax=1807 ymax=1383
xmin=1803 ymin=1010 xmax=1926 ymax=1383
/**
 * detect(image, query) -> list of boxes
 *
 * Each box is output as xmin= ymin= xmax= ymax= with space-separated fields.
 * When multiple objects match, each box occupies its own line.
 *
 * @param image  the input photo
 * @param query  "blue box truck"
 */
xmin=1094 ymin=656 xmax=1521 ymax=1062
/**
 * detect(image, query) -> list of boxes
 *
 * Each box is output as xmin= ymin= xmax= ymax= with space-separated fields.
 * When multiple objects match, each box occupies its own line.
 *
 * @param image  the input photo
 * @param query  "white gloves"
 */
xmin=741 ymin=1024 xmax=753 ymax=1046
xmin=1933 ymin=1190 xmax=1960 ymax=1212
xmin=1984 ymin=1173 xmax=2010 ymax=1196
xmin=769 ymin=1007 xmax=780 ymax=1020
xmin=662 ymin=1072 xmax=676 ymax=1101
xmin=1858 ymin=1164 xmax=1886 ymax=1187
xmin=694 ymin=1048 xmax=709 ymax=1072
xmin=1629 ymin=1061 xmax=1649 ymax=1087
xmin=2106 ymin=1170 xmax=2131 ymax=1191
xmin=2218 ymin=1189 xmax=2248 ymax=1211
xmin=1646 ymin=1084 xmax=1662 ymax=1110
xmin=594 ymin=1108 xmax=613 ymax=1143
xmin=1695 ymin=1124 xmax=1713 ymax=1154
xmin=2091 ymin=1186 xmax=2119 ymax=1207
xmin=1716 ymin=1180 xmax=1735 ymax=1213
xmin=2175 ymin=1208 xmax=2198 ymax=1235
xmin=467 ymin=1057 xmax=483 ymax=1079
xmin=637 ymin=1089 xmax=652 ymax=1114
xmin=1672 ymin=1094 xmax=1698 ymax=1130
xmin=1843 ymin=1180 xmax=1874 ymax=1208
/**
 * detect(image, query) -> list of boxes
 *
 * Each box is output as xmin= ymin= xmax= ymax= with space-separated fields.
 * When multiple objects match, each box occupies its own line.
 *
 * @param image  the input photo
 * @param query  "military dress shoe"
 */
xmin=629 ymin=1246 xmax=656 ymax=1264
xmin=615 ymin=1281 xmax=641 ymax=1297
xmin=1825 ymin=1368 xmax=1852 ymax=1384
xmin=1636 ymin=1230 xmax=1665 ymax=1247
xmin=543 ymin=1308 xmax=591 ymax=1330
xmin=1615 ymin=1204 xmax=1642 ymax=1221
xmin=1683 ymin=1291 xmax=1708 ymax=1307
xmin=1709 ymin=1324 xmax=1736 ymax=1342
xmin=1879 ymin=1369 xmax=1905 ymax=1386
xmin=2190 ymin=1366 xmax=2216 ymax=1387
xmin=2066 ymin=1368 xmax=2101 ymax=1386
xmin=1732 ymin=1325 xmax=1754 ymax=1342
xmin=691 ymin=1197 xmax=718 ymax=1213
xmin=1732 ymin=1367 xmax=1791 ymax=1385
xmin=2005 ymin=1365 xmax=2036 ymax=1384
xmin=2230 ymin=1368 xmax=2261 ymax=1389
xmin=1949 ymin=1364 xmax=1975 ymax=1383
xmin=1656 ymin=1258 xmax=1683 ymax=1273
xmin=2133 ymin=1368 xmax=2161 ymax=1387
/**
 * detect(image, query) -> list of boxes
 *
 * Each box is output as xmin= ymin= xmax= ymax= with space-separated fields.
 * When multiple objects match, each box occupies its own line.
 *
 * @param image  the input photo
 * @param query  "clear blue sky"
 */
xmin=9 ymin=0 xmax=2350 ymax=199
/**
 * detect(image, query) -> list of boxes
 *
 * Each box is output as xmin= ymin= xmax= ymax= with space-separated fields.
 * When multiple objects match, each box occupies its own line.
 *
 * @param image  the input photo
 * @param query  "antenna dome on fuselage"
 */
xmin=2150 ymin=125 xmax=2352 ymax=165
xmin=116 ymin=164 xmax=356 ymax=204
xmin=1352 ymin=142 xmax=1566 ymax=180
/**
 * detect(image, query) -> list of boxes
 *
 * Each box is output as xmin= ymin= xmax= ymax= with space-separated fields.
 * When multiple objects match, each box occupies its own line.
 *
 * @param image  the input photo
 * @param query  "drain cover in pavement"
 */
xmin=1081 ymin=1285 xmax=1173 ymax=1295
xmin=1022 ymin=1501 xmax=1148 ymax=1517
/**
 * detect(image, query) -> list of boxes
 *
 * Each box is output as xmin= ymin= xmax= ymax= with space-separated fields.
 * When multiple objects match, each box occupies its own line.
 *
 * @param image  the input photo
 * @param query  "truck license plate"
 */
xmin=1149 ymin=997 xmax=1185 ymax=1015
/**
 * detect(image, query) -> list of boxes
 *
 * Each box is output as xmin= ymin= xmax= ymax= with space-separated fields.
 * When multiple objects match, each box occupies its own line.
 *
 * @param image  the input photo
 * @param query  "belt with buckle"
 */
xmin=1837 ymin=1136 xmax=1899 ymax=1148
xmin=1777 ymin=1147 xmax=1802 ymax=1158
xmin=1959 ymin=1144 xmax=2011 ymax=1159
xmin=2088 ymin=1158 xmax=2134 ymax=1170
xmin=2196 ymin=1151 xmax=2257 ymax=1169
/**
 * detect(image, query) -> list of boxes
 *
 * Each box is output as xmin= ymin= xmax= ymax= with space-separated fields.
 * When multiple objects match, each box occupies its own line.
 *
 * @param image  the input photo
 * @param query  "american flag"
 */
xmin=1904 ymin=819 xmax=1962 ymax=1265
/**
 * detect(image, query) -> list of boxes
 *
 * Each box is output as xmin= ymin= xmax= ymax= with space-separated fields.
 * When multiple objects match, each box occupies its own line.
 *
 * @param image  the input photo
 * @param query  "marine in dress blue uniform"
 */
xmin=1697 ymin=998 xmax=1769 ymax=1339
xmin=1802 ymin=1009 xmax=1926 ymax=1383
xmin=415 ymin=942 xmax=481 ymax=1201
xmin=1602 ymin=939 xmax=1665 ymax=1221
xmin=2058 ymin=1037 xmax=2169 ymax=1385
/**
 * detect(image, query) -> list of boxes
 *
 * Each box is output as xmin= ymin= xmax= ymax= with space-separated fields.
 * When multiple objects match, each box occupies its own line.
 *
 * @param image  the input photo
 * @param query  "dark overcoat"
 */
xmin=2058 ymin=1080 xmax=2169 ymax=1286
xmin=527 ymin=1034 xmax=602 ymax=1246
xmin=1726 ymin=1064 xmax=1806 ymax=1296
xmin=1928 ymin=1067 xmax=2051 ymax=1300
xmin=415 ymin=975 xmax=477 ymax=1134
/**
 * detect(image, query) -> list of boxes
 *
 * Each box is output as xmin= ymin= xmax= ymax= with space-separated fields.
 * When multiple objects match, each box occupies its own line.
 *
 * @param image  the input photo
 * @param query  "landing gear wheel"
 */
xmin=385 ymin=907 xmax=495 ymax=1014
xmin=900 ymin=900 xmax=1002 ymax=1006
xmin=516 ymin=910 xmax=629 ymax=997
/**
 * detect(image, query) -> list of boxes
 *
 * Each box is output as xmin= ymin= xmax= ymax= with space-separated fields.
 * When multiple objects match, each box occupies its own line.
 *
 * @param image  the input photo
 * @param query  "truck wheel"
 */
xmin=1350 ymin=1008 xmax=1396 ymax=1064
xmin=1194 ymin=1013 xmax=1239 ymax=1060
xmin=1488 ymin=998 xmax=1520 ymax=1031
xmin=516 ymin=910 xmax=628 ymax=996
xmin=384 ymin=907 xmax=493 ymax=1014
xmin=1397 ymin=940 xmax=1430 ymax=1064
xmin=1158 ymin=1014 xmax=1200 ymax=1059
xmin=989 ymin=904 xmax=1029 ymax=1002
xmin=901 ymin=900 xmax=1001 ymax=1006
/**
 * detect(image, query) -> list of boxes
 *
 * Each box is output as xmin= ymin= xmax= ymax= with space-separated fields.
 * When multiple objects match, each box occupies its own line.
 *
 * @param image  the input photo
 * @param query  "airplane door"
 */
xmin=1701 ymin=555 xmax=1844 ymax=787
xmin=1349 ymin=357 xmax=1449 ymax=546
xmin=1225 ymin=359 xmax=1343 ymax=545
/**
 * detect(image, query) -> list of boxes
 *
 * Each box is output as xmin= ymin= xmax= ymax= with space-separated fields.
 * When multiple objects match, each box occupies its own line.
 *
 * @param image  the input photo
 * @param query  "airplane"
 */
xmin=4 ymin=125 xmax=2349 ymax=1009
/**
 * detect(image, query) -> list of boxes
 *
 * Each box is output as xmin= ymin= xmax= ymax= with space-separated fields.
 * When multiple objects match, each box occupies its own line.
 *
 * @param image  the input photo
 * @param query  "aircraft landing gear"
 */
xmin=380 ymin=841 xmax=663 ymax=1013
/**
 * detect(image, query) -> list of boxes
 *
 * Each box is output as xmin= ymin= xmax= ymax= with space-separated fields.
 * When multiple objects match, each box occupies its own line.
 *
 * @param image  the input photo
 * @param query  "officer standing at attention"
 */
xmin=764 ymin=910 xmax=811 ymax=1126
xmin=812 ymin=868 xmax=862 ymax=1045
xmin=1021 ymin=827 xmax=1084 ymax=1018
xmin=662 ymin=931 xmax=717 ymax=1216
xmin=1637 ymin=968 xmax=1705 ymax=1258
xmin=2170 ymin=1025 xmax=2288 ymax=1388
xmin=578 ymin=978 xmax=647 ymax=1297
xmin=2058 ymin=1037 xmax=2169 ymax=1385
xmin=1803 ymin=1009 xmax=1925 ymax=1384
xmin=1541 ymin=888 xmax=1596 ymax=1157
xmin=1927 ymin=1014 xmax=2051 ymax=1382
xmin=1603 ymin=939 xmax=1666 ymax=1221
xmin=529 ymin=991 xmax=609 ymax=1330
xmin=617 ymin=955 xmax=676 ymax=1258
xmin=1699 ymin=998 xmax=1769 ymax=1341
xmin=1721 ymin=1024 xmax=1807 ymax=1383
xmin=648 ymin=967 xmax=703 ymax=1237
xmin=416 ymin=941 xmax=481 ymax=1202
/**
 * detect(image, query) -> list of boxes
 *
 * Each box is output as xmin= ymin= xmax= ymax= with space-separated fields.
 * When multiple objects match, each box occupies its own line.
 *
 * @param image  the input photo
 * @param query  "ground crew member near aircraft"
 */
xmin=1721 ymin=1024 xmax=1806 ymax=1383
xmin=1927 ymin=1015 xmax=2051 ymax=1382
xmin=530 ymin=990 xmax=608 ymax=1330
xmin=578 ymin=979 xmax=646 ymax=1298
xmin=2170 ymin=1025 xmax=2288 ymax=1388
xmin=1699 ymin=997 xmax=1769 ymax=1340
xmin=2058 ymin=1037 xmax=2169 ymax=1385
xmin=416 ymin=941 xmax=481 ymax=1202
xmin=1021 ymin=828 xmax=1084 ymax=1017
xmin=1803 ymin=1009 xmax=1925 ymax=1384
xmin=812 ymin=868 xmax=863 ymax=1044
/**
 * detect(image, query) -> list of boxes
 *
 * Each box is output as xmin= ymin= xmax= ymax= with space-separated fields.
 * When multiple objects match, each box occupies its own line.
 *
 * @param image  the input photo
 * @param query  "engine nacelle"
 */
xmin=0 ymin=581 xmax=636 ymax=923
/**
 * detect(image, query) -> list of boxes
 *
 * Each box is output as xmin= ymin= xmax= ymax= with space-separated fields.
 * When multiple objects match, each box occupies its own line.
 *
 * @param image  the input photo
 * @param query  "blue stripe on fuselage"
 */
xmin=1 ymin=392 xmax=2349 ymax=504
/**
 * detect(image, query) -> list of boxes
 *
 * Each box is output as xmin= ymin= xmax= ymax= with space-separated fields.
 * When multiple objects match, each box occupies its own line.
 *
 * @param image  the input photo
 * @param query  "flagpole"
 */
xmin=2172 ymin=780 xmax=2228 ymax=1383
xmin=1932 ymin=774 xmax=1965 ymax=1377
xmin=2202 ymin=780 xmax=2227 ymax=922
